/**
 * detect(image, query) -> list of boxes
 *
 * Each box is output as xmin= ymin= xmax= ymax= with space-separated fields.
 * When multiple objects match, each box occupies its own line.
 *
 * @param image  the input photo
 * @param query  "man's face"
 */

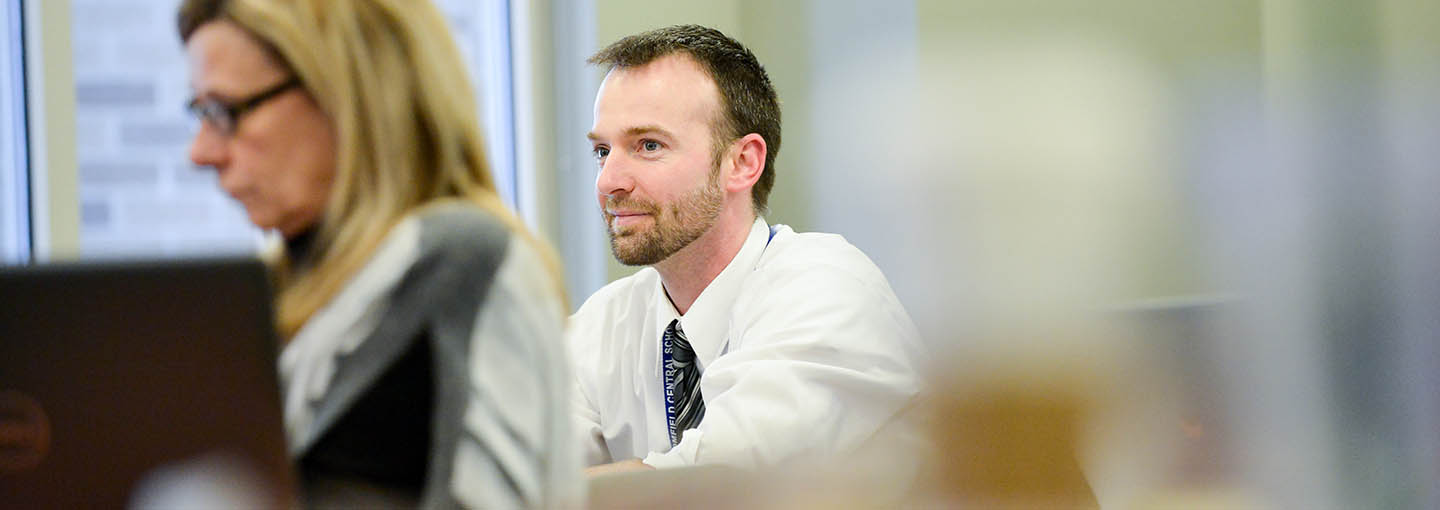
xmin=589 ymin=54 xmax=727 ymax=266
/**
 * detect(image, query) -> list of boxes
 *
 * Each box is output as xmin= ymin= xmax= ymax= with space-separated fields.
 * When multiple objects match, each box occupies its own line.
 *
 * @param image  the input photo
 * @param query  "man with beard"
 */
xmin=570 ymin=25 xmax=924 ymax=475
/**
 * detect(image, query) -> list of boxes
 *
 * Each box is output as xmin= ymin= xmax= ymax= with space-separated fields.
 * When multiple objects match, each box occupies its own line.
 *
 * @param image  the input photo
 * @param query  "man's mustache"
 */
xmin=603 ymin=196 xmax=660 ymax=216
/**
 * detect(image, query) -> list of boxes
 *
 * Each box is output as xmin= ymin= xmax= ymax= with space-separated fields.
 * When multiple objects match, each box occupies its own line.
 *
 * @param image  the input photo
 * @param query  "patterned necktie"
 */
xmin=663 ymin=319 xmax=705 ymax=446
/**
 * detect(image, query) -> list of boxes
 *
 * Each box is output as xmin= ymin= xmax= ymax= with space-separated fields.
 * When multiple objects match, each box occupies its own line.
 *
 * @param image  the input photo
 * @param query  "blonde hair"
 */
xmin=181 ymin=0 xmax=565 ymax=339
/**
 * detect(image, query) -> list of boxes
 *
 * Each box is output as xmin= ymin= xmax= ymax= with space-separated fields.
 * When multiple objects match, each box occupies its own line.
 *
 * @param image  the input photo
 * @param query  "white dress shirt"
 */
xmin=569 ymin=217 xmax=924 ymax=469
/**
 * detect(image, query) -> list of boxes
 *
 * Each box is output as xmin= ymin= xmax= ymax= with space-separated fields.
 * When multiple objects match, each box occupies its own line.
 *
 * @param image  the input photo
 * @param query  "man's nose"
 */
xmin=595 ymin=153 xmax=635 ymax=198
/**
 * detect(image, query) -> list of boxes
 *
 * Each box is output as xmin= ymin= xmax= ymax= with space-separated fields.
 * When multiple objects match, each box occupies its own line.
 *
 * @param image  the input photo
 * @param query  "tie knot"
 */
xmin=666 ymin=320 xmax=696 ymax=362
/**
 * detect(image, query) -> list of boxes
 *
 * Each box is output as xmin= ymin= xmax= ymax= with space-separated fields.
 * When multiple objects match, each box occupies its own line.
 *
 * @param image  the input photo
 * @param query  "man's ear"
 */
xmin=724 ymin=133 xmax=766 ymax=193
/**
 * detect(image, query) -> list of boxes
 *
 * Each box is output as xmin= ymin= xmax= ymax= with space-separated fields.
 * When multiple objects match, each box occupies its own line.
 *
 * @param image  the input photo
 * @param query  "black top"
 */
xmin=284 ymin=227 xmax=321 ymax=273
xmin=298 ymin=331 xmax=435 ymax=503
xmin=285 ymin=227 xmax=437 ymax=503
xmin=282 ymin=205 xmax=521 ymax=508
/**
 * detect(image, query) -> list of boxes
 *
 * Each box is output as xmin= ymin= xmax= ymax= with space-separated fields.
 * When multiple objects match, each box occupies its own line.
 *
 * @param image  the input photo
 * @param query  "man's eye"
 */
xmin=593 ymin=146 xmax=610 ymax=160
xmin=641 ymin=141 xmax=661 ymax=152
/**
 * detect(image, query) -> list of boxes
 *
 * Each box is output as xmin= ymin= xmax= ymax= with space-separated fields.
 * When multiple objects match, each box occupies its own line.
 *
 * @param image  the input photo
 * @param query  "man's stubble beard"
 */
xmin=605 ymin=165 xmax=724 ymax=266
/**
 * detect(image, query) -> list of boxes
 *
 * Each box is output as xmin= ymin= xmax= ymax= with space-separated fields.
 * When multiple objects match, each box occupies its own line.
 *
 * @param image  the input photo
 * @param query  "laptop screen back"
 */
xmin=0 ymin=257 xmax=294 ymax=508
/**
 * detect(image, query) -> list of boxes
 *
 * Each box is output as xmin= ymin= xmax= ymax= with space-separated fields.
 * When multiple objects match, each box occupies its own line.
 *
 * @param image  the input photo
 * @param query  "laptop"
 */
xmin=0 ymin=257 xmax=295 ymax=508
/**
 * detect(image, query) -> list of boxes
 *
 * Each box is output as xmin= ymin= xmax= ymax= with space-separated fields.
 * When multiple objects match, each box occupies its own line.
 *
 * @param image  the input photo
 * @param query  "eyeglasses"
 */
xmin=186 ymin=77 xmax=302 ymax=136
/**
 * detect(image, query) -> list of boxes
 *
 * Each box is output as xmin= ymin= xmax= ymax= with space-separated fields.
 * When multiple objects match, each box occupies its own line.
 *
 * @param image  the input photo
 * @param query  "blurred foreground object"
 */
xmin=800 ymin=0 xmax=1437 ymax=507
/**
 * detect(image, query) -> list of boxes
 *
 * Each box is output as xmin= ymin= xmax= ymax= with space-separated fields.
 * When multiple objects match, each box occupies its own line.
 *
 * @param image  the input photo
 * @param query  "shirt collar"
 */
xmin=652 ymin=217 xmax=771 ymax=369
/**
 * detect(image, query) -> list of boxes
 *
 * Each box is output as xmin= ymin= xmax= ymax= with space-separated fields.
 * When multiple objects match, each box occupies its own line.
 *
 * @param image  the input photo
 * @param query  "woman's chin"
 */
xmin=243 ymin=210 xmax=280 ymax=234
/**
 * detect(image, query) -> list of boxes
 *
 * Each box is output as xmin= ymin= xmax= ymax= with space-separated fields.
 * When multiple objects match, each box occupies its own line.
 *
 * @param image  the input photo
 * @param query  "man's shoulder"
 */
xmin=733 ymin=225 xmax=923 ymax=364
xmin=760 ymin=226 xmax=888 ymax=283
xmin=741 ymin=226 xmax=912 ymax=320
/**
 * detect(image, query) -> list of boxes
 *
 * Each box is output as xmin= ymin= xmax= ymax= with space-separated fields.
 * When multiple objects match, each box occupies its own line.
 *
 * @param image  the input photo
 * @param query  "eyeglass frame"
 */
xmin=186 ymin=77 xmax=303 ymax=136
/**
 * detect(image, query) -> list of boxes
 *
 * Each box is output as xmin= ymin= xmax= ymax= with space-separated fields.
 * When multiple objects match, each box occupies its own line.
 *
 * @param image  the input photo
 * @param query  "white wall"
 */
xmin=27 ymin=0 xmax=78 ymax=260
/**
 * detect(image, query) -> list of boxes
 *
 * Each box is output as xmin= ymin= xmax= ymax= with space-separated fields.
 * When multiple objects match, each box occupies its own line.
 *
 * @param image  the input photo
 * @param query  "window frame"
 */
xmin=1 ymin=0 xmax=30 ymax=264
xmin=472 ymin=0 xmax=518 ymax=209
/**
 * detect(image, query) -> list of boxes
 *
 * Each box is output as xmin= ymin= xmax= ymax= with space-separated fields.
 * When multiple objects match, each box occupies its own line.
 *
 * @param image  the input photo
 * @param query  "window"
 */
xmin=0 ymin=0 xmax=27 ymax=264
xmin=61 ymin=0 xmax=519 ymax=259
xmin=71 ymin=0 xmax=255 ymax=258
xmin=435 ymin=0 xmax=518 ymax=208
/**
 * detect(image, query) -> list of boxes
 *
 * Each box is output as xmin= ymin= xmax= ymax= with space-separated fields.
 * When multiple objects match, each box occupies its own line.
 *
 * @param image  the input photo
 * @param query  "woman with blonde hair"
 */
xmin=179 ymin=0 xmax=580 ymax=506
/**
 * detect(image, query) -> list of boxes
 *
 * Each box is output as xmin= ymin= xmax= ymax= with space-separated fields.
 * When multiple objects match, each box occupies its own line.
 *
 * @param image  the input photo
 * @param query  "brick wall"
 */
xmin=71 ymin=0 xmax=506 ymax=258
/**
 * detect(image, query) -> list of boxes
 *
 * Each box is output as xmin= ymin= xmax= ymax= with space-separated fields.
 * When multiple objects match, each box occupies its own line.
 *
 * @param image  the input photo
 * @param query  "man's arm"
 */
xmin=584 ymin=458 xmax=654 ymax=477
xmin=572 ymin=370 xmax=614 ymax=467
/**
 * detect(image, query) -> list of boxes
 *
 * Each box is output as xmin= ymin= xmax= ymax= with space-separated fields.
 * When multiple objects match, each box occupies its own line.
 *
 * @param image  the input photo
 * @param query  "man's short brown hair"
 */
xmin=589 ymin=24 xmax=781 ymax=213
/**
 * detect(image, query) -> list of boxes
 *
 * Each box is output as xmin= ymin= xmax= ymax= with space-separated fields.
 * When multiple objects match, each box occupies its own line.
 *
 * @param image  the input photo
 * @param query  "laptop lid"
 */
xmin=0 ymin=257 xmax=295 ymax=508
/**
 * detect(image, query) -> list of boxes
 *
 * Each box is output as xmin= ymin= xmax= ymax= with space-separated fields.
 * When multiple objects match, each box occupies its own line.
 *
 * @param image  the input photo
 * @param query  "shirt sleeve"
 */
xmin=566 ymin=284 xmax=625 ymax=467
xmin=450 ymin=238 xmax=584 ymax=509
xmin=644 ymin=261 xmax=924 ymax=469
xmin=572 ymin=370 xmax=612 ymax=466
